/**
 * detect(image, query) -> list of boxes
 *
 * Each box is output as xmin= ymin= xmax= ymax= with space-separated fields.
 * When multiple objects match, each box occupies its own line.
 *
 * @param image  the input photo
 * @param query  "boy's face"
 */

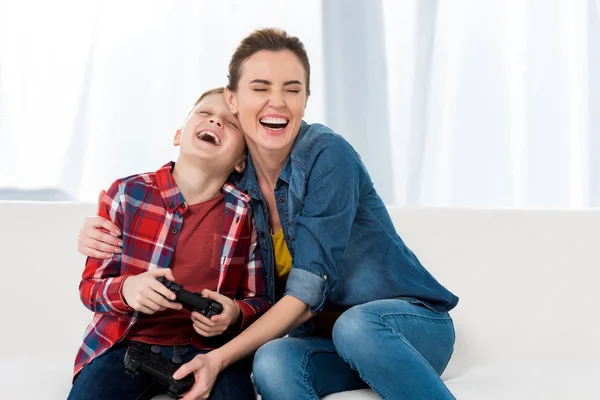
xmin=174 ymin=93 xmax=246 ymax=174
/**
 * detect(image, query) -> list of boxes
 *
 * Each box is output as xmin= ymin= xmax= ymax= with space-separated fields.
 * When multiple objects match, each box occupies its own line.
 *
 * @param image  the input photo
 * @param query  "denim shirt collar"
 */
xmin=238 ymin=121 xmax=310 ymax=198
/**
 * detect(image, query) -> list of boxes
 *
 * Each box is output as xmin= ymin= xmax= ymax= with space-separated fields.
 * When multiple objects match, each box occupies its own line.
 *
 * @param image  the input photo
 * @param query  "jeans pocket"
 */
xmin=399 ymin=296 xmax=447 ymax=314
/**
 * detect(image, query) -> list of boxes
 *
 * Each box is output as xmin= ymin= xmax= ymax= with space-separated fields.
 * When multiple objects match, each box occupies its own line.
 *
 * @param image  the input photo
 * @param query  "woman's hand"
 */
xmin=78 ymin=190 xmax=123 ymax=259
xmin=174 ymin=352 xmax=223 ymax=400
xmin=121 ymin=268 xmax=183 ymax=314
xmin=191 ymin=290 xmax=241 ymax=337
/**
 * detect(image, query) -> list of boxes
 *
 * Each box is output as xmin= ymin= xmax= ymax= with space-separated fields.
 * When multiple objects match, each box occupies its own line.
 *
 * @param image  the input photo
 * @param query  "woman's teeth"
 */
xmin=260 ymin=117 xmax=289 ymax=130
xmin=196 ymin=131 xmax=220 ymax=145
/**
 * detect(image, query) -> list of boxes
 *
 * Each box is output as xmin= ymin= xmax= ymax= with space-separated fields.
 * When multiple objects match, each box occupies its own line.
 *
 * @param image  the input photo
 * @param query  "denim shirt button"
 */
xmin=278 ymin=197 xmax=284 ymax=204
xmin=323 ymin=274 xmax=328 ymax=280
xmin=260 ymin=232 xmax=266 ymax=239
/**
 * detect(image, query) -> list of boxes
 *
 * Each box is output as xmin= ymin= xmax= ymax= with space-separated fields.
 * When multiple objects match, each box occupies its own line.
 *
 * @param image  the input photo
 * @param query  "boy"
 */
xmin=68 ymin=88 xmax=269 ymax=400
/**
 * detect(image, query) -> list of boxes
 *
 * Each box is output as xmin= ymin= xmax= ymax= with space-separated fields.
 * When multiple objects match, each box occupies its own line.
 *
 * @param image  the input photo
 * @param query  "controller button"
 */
xmin=150 ymin=345 xmax=161 ymax=355
xmin=171 ymin=355 xmax=182 ymax=365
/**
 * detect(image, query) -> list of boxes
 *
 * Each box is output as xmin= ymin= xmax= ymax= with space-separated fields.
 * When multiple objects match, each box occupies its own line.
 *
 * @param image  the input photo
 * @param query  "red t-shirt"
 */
xmin=126 ymin=193 xmax=225 ymax=348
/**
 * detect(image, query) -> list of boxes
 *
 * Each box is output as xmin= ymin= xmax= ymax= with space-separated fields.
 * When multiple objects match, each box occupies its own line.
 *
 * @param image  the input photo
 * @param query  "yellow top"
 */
xmin=271 ymin=228 xmax=293 ymax=279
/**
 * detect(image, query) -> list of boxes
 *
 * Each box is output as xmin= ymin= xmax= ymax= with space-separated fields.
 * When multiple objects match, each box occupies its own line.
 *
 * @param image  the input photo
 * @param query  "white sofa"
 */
xmin=1 ymin=201 xmax=598 ymax=399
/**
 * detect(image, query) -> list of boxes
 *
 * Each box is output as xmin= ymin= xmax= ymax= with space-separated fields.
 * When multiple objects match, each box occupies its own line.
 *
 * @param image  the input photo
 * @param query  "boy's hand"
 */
xmin=121 ymin=268 xmax=183 ymax=314
xmin=191 ymin=290 xmax=241 ymax=337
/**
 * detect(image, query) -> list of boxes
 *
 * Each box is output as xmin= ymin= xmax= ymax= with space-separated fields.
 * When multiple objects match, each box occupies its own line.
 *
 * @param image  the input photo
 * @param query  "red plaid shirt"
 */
xmin=73 ymin=162 xmax=270 ymax=378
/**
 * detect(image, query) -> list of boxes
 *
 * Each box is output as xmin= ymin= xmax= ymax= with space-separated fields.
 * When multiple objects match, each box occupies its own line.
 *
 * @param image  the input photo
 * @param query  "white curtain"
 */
xmin=377 ymin=0 xmax=599 ymax=207
xmin=1 ymin=0 xmax=598 ymax=207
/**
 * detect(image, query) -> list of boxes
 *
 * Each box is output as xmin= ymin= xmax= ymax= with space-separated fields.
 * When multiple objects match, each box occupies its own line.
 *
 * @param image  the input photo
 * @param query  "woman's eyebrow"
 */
xmin=249 ymin=79 xmax=302 ymax=86
xmin=249 ymin=79 xmax=271 ymax=85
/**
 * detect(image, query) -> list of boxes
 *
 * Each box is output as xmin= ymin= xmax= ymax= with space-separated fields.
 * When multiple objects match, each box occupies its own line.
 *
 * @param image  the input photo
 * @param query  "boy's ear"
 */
xmin=173 ymin=129 xmax=182 ymax=146
xmin=224 ymin=88 xmax=237 ymax=114
xmin=233 ymin=158 xmax=246 ymax=173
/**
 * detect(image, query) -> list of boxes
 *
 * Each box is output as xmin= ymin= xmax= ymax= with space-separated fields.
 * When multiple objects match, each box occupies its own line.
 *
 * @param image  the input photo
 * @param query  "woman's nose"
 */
xmin=268 ymin=92 xmax=285 ymax=108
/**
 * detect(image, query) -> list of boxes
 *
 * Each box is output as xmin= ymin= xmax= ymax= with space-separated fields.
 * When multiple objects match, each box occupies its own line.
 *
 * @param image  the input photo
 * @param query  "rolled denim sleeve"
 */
xmin=284 ymin=268 xmax=329 ymax=312
xmin=284 ymin=135 xmax=364 ymax=313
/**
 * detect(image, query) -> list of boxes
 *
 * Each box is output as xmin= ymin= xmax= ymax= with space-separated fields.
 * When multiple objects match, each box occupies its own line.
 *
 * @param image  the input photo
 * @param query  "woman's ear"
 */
xmin=225 ymin=88 xmax=237 ymax=114
xmin=173 ymin=129 xmax=182 ymax=146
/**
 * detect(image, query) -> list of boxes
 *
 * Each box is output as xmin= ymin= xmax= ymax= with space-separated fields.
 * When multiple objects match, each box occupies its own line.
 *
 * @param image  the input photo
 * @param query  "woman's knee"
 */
xmin=332 ymin=304 xmax=378 ymax=353
xmin=253 ymin=339 xmax=301 ymax=386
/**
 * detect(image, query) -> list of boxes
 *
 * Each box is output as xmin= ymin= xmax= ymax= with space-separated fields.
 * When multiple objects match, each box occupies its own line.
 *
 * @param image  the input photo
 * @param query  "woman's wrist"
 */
xmin=209 ymin=347 xmax=229 ymax=370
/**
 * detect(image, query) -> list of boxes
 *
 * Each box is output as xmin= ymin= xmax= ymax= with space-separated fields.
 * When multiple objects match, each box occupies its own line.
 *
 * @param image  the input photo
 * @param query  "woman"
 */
xmin=78 ymin=28 xmax=459 ymax=400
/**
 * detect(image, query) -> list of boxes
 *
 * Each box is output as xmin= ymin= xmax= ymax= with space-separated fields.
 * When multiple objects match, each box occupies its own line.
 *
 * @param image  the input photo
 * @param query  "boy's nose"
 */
xmin=209 ymin=118 xmax=222 ymax=127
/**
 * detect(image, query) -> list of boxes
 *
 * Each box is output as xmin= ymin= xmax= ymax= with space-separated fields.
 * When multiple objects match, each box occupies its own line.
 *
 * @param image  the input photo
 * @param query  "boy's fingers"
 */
xmin=191 ymin=312 xmax=215 ymax=327
xmin=150 ymin=268 xmax=174 ymax=280
xmin=201 ymin=289 xmax=222 ymax=301
xmin=149 ymin=277 xmax=177 ymax=301
xmin=210 ymin=314 xmax=224 ymax=323
xmin=146 ymin=288 xmax=180 ymax=310
xmin=192 ymin=324 xmax=213 ymax=337
xmin=138 ymin=305 xmax=155 ymax=314
xmin=163 ymin=268 xmax=176 ymax=282
xmin=140 ymin=296 xmax=164 ymax=312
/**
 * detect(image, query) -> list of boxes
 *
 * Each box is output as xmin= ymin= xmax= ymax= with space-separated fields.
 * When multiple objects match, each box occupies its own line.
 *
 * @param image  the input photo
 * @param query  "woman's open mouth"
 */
xmin=260 ymin=116 xmax=289 ymax=132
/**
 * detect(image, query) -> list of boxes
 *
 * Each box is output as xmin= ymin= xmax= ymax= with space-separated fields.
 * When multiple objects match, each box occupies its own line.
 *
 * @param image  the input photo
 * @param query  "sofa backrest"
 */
xmin=389 ymin=208 xmax=600 ymax=375
xmin=1 ymin=201 xmax=599 ymax=377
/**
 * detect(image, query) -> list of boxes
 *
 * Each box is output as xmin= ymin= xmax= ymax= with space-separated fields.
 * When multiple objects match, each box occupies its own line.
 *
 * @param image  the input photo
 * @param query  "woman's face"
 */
xmin=226 ymin=50 xmax=308 ymax=155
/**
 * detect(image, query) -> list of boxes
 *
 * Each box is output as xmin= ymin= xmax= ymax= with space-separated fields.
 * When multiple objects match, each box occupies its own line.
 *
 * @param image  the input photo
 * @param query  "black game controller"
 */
xmin=124 ymin=342 xmax=194 ymax=398
xmin=158 ymin=277 xmax=223 ymax=318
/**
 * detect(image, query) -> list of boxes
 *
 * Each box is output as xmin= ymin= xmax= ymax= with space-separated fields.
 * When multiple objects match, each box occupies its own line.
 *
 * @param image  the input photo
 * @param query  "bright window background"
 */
xmin=1 ymin=0 xmax=598 ymax=207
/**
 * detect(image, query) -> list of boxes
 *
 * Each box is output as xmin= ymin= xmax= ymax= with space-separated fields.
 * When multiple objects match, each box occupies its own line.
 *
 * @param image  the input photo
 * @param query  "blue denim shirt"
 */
xmin=236 ymin=121 xmax=458 ymax=317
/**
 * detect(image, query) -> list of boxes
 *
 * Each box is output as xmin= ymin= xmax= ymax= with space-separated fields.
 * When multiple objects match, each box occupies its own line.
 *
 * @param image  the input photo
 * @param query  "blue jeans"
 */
xmin=253 ymin=300 xmax=456 ymax=400
xmin=68 ymin=342 xmax=254 ymax=400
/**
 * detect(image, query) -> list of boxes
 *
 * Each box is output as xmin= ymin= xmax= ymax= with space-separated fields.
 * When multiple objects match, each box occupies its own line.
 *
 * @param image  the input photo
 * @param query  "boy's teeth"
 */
xmin=260 ymin=117 xmax=288 ymax=124
xmin=196 ymin=130 xmax=220 ymax=145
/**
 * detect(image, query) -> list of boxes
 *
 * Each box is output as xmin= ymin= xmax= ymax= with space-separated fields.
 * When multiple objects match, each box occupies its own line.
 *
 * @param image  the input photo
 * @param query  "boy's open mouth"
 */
xmin=196 ymin=130 xmax=221 ymax=146
xmin=260 ymin=117 xmax=289 ymax=131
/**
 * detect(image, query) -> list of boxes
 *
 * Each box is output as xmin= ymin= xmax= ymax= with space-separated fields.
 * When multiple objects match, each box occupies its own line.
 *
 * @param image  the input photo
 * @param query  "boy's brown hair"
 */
xmin=186 ymin=87 xmax=225 ymax=116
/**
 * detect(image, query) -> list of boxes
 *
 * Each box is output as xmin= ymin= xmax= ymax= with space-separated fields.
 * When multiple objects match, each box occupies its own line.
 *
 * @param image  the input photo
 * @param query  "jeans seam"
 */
xmin=333 ymin=353 xmax=388 ymax=400
xmin=378 ymin=314 xmax=456 ymax=399
xmin=380 ymin=311 xmax=452 ymax=322
xmin=301 ymin=347 xmax=339 ymax=400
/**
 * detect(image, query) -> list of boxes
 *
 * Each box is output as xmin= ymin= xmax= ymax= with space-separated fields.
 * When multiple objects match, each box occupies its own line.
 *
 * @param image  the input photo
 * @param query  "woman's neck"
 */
xmin=172 ymin=157 xmax=227 ymax=205
xmin=247 ymin=142 xmax=290 ymax=190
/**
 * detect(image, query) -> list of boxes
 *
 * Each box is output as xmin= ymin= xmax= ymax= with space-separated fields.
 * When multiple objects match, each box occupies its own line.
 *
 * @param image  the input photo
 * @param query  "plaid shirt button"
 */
xmin=172 ymin=228 xmax=178 ymax=234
